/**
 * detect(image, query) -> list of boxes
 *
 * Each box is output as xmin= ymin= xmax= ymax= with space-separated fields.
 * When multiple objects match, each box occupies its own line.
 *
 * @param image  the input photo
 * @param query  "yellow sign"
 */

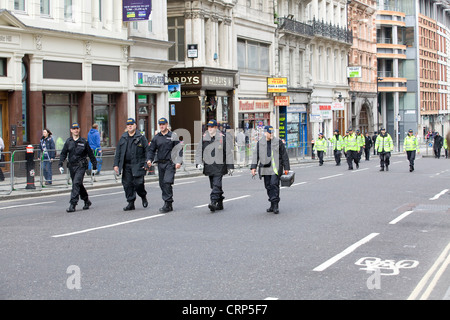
xmin=267 ymin=78 xmax=288 ymax=93
xmin=274 ymin=96 xmax=290 ymax=106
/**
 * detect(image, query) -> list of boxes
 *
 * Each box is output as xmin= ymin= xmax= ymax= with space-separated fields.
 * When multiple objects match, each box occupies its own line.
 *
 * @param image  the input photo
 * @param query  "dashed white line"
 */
xmin=429 ymin=189 xmax=449 ymax=201
xmin=0 ymin=201 xmax=56 ymax=210
xmin=313 ymin=233 xmax=379 ymax=272
xmin=319 ymin=174 xmax=343 ymax=180
xmin=389 ymin=211 xmax=414 ymax=225
xmin=194 ymin=195 xmax=251 ymax=208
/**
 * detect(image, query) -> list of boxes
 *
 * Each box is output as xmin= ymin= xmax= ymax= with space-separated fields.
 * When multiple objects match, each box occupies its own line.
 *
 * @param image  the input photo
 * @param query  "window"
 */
xmin=237 ymin=39 xmax=270 ymax=75
xmin=41 ymin=0 xmax=50 ymax=16
xmin=14 ymin=0 xmax=25 ymax=11
xmin=43 ymin=93 xmax=79 ymax=149
xmin=92 ymin=94 xmax=116 ymax=147
xmin=168 ymin=17 xmax=185 ymax=62
xmin=64 ymin=0 xmax=72 ymax=21
xmin=0 ymin=58 xmax=6 ymax=77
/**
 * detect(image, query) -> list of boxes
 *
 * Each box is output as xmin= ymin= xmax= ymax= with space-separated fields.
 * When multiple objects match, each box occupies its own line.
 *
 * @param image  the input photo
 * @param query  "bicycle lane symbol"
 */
xmin=355 ymin=257 xmax=419 ymax=290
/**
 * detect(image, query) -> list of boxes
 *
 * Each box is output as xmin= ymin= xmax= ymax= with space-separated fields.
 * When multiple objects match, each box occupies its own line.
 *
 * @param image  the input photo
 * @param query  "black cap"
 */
xmin=126 ymin=118 xmax=136 ymax=125
xmin=71 ymin=122 xmax=80 ymax=129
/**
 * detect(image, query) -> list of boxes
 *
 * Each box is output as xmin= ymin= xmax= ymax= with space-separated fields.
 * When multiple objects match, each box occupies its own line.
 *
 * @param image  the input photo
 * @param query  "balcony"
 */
xmin=277 ymin=17 xmax=352 ymax=45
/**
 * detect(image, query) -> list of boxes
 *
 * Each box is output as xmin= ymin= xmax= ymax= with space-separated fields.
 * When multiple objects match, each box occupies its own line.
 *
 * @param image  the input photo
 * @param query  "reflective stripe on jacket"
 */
xmin=313 ymin=138 xmax=328 ymax=152
xmin=375 ymin=134 xmax=393 ymax=152
xmin=344 ymin=133 xmax=359 ymax=152
xmin=404 ymin=135 xmax=418 ymax=151
xmin=330 ymin=135 xmax=344 ymax=151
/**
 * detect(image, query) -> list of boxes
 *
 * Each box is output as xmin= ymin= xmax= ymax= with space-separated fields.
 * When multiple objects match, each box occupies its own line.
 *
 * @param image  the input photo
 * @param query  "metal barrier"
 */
xmin=0 ymin=151 xmax=13 ymax=195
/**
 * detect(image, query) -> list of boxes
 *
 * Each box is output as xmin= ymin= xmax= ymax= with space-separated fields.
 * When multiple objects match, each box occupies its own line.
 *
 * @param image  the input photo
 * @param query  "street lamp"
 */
xmin=377 ymin=77 xmax=383 ymax=133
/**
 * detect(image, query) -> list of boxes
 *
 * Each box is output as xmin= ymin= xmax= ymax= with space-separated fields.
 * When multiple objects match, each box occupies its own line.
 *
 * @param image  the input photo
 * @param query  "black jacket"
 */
xmin=195 ymin=131 xmax=234 ymax=176
xmin=114 ymin=130 xmax=149 ymax=177
xmin=59 ymin=137 xmax=96 ymax=169
xmin=434 ymin=135 xmax=443 ymax=149
xmin=147 ymin=131 xmax=183 ymax=164
xmin=251 ymin=137 xmax=290 ymax=177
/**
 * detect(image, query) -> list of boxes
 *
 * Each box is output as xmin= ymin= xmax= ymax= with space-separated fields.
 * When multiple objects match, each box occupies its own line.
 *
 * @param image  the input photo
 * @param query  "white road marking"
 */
xmin=0 ymin=201 xmax=56 ymax=210
xmin=313 ymin=233 xmax=379 ymax=272
xmin=89 ymin=191 xmax=123 ymax=198
xmin=52 ymin=214 xmax=165 ymax=238
xmin=351 ymin=168 xmax=368 ymax=172
xmin=408 ymin=242 xmax=450 ymax=300
xmin=389 ymin=211 xmax=414 ymax=225
xmin=429 ymin=189 xmax=449 ymax=200
xmin=319 ymin=173 xmax=343 ymax=180
xmin=194 ymin=195 xmax=251 ymax=208
xmin=264 ymin=297 xmax=279 ymax=300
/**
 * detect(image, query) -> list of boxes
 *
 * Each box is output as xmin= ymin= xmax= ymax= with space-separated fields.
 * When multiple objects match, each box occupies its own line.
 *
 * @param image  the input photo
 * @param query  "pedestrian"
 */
xmin=364 ymin=132 xmax=372 ymax=161
xmin=195 ymin=119 xmax=234 ymax=212
xmin=313 ymin=133 xmax=327 ymax=166
xmin=88 ymin=123 xmax=102 ymax=174
xmin=446 ymin=130 xmax=450 ymax=159
xmin=375 ymin=128 xmax=393 ymax=171
xmin=0 ymin=135 xmax=5 ymax=181
xmin=114 ymin=118 xmax=150 ymax=211
xmin=39 ymin=128 xmax=56 ymax=185
xmin=356 ymin=130 xmax=365 ymax=163
xmin=444 ymin=136 xmax=448 ymax=159
xmin=147 ymin=117 xmax=183 ymax=213
xmin=330 ymin=129 xmax=344 ymax=166
xmin=404 ymin=129 xmax=419 ymax=172
xmin=250 ymin=125 xmax=290 ymax=214
xmin=433 ymin=132 xmax=443 ymax=159
xmin=372 ymin=132 xmax=378 ymax=155
xmin=236 ymin=128 xmax=246 ymax=165
xmin=344 ymin=128 xmax=360 ymax=170
xmin=58 ymin=122 xmax=97 ymax=212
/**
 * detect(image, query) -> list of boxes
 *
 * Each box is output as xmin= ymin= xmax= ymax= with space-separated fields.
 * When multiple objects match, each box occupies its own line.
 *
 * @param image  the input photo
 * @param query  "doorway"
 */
xmin=136 ymin=94 xmax=156 ymax=141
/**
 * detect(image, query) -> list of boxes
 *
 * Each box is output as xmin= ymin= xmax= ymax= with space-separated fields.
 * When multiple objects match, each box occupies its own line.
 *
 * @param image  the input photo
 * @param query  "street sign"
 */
xmin=187 ymin=44 xmax=198 ymax=58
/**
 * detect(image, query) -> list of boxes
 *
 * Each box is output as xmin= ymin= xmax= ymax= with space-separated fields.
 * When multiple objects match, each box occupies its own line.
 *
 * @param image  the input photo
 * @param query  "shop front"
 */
xmin=168 ymin=67 xmax=236 ymax=143
xmin=279 ymin=103 xmax=308 ymax=157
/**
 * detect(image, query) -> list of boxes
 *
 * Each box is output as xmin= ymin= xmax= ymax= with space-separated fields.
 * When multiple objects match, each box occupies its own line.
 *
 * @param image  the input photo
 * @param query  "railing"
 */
xmin=278 ymin=17 xmax=313 ymax=37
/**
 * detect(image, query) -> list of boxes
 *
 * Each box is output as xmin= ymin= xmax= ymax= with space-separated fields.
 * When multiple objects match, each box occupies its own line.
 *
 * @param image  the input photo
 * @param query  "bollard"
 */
xmin=25 ymin=145 xmax=36 ymax=189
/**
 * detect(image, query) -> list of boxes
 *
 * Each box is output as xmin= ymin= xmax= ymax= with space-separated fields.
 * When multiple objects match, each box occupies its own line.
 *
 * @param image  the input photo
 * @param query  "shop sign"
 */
xmin=135 ymin=72 xmax=165 ymax=87
xmin=239 ymin=100 xmax=272 ymax=112
xmin=168 ymin=84 xmax=181 ymax=102
xmin=267 ymin=78 xmax=288 ymax=93
xmin=274 ymin=96 xmax=290 ymax=106
xmin=310 ymin=104 xmax=323 ymax=122
xmin=331 ymin=102 xmax=345 ymax=111
xmin=287 ymin=104 xmax=306 ymax=113
xmin=347 ymin=66 xmax=362 ymax=78
xmin=123 ymin=0 xmax=152 ymax=22
xmin=203 ymin=75 xmax=233 ymax=88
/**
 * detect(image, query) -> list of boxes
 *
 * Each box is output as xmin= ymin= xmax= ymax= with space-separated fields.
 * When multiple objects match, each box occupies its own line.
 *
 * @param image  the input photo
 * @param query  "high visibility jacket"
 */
xmin=313 ymin=137 xmax=328 ymax=152
xmin=404 ymin=135 xmax=418 ymax=151
xmin=375 ymin=133 xmax=394 ymax=153
xmin=356 ymin=134 xmax=365 ymax=148
xmin=330 ymin=135 xmax=344 ymax=151
xmin=344 ymin=133 xmax=359 ymax=152
xmin=444 ymin=138 xmax=448 ymax=150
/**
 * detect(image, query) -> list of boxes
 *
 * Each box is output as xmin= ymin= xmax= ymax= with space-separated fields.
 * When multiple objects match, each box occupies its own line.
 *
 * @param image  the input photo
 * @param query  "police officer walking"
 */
xmin=404 ymin=129 xmax=418 ymax=172
xmin=147 ymin=117 xmax=183 ymax=213
xmin=250 ymin=126 xmax=290 ymax=214
xmin=114 ymin=118 xmax=150 ymax=211
xmin=330 ymin=129 xmax=344 ymax=166
xmin=375 ymin=128 xmax=394 ymax=171
xmin=58 ymin=122 xmax=97 ymax=213
xmin=195 ymin=120 xmax=234 ymax=212
xmin=344 ymin=128 xmax=360 ymax=170
xmin=313 ymin=133 xmax=327 ymax=166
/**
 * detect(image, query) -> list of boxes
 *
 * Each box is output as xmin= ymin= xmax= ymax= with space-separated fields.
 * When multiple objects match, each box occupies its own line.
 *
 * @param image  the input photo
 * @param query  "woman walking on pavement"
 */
xmin=40 ymin=128 xmax=56 ymax=185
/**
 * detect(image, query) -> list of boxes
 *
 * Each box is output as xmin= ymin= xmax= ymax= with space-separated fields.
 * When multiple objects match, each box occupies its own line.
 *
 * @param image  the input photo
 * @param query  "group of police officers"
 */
xmin=58 ymin=118 xmax=290 ymax=214
xmin=58 ymin=116 xmax=422 ymax=214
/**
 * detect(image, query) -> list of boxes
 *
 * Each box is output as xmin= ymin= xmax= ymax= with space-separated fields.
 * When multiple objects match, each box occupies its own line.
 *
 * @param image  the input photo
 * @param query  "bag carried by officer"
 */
xmin=280 ymin=170 xmax=295 ymax=187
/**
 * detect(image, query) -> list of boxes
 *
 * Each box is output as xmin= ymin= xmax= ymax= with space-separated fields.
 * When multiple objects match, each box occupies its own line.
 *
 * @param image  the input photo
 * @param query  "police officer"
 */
xmin=114 ymin=118 xmax=149 ymax=211
xmin=404 ymin=129 xmax=418 ymax=172
xmin=330 ymin=129 xmax=344 ymax=166
xmin=250 ymin=126 xmax=290 ymax=214
xmin=147 ymin=117 xmax=183 ymax=213
xmin=195 ymin=119 xmax=234 ymax=212
xmin=375 ymin=127 xmax=393 ymax=171
xmin=313 ymin=133 xmax=327 ymax=166
xmin=344 ymin=128 xmax=359 ymax=170
xmin=58 ymin=122 xmax=97 ymax=213
xmin=355 ymin=129 xmax=365 ymax=163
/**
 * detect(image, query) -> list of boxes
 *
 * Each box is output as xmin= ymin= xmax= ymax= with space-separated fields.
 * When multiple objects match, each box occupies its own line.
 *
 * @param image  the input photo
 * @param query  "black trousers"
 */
xmin=364 ymin=147 xmax=371 ymax=160
xmin=346 ymin=150 xmax=358 ymax=169
xmin=158 ymin=162 xmax=175 ymax=203
xmin=263 ymin=174 xmax=280 ymax=204
xmin=69 ymin=165 xmax=88 ymax=205
xmin=434 ymin=148 xmax=442 ymax=158
xmin=317 ymin=151 xmax=324 ymax=164
xmin=209 ymin=175 xmax=224 ymax=201
xmin=122 ymin=164 xmax=146 ymax=203
xmin=333 ymin=150 xmax=341 ymax=165
xmin=406 ymin=150 xmax=416 ymax=167
xmin=379 ymin=152 xmax=391 ymax=168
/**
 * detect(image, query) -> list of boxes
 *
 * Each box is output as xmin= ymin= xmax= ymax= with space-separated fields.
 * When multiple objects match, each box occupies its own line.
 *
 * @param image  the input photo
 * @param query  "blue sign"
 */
xmin=123 ymin=0 xmax=152 ymax=22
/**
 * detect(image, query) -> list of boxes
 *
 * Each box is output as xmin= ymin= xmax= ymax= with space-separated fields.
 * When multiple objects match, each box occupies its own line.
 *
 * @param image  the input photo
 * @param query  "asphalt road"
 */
xmin=1 ymin=154 xmax=449 ymax=302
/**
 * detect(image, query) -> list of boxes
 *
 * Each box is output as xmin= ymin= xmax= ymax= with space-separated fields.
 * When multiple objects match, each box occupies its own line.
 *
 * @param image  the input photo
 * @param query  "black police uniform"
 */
xmin=59 ymin=136 xmax=97 ymax=211
xmin=251 ymin=136 xmax=290 ymax=214
xmin=195 ymin=130 xmax=234 ymax=212
xmin=147 ymin=131 xmax=183 ymax=212
xmin=114 ymin=130 xmax=149 ymax=210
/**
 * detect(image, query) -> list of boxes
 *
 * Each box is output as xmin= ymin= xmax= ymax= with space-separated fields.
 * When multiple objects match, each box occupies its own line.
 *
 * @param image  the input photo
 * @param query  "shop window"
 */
xmin=43 ymin=93 xmax=78 ymax=151
xmin=92 ymin=94 xmax=116 ymax=147
xmin=136 ymin=94 xmax=156 ymax=140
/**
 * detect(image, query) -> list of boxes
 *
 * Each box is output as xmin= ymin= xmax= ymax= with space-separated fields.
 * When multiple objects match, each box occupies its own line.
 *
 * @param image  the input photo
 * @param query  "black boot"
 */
xmin=208 ymin=201 xmax=218 ymax=212
xmin=272 ymin=203 xmax=279 ymax=214
xmin=409 ymin=165 xmax=413 ymax=172
xmin=142 ymin=197 xmax=148 ymax=208
xmin=83 ymin=199 xmax=92 ymax=210
xmin=66 ymin=203 xmax=76 ymax=213
xmin=266 ymin=203 xmax=274 ymax=212
xmin=123 ymin=202 xmax=135 ymax=211
xmin=216 ymin=199 xmax=224 ymax=210
xmin=386 ymin=165 xmax=389 ymax=171
xmin=380 ymin=167 xmax=384 ymax=171
xmin=159 ymin=202 xmax=173 ymax=213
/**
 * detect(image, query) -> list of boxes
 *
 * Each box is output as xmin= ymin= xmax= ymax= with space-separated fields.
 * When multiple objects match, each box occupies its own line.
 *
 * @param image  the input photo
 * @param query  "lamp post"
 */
xmin=377 ymin=77 xmax=383 ymax=133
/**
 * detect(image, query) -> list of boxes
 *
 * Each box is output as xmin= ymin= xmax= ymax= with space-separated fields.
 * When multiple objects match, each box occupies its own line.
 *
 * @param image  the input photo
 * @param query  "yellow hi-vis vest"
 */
xmin=330 ymin=135 xmax=343 ymax=150
xmin=313 ymin=138 xmax=327 ymax=152
xmin=404 ymin=135 xmax=418 ymax=151
xmin=375 ymin=134 xmax=393 ymax=152
xmin=345 ymin=133 xmax=359 ymax=152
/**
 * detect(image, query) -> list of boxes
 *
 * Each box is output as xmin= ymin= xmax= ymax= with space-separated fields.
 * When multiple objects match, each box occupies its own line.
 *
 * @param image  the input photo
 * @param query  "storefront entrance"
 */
xmin=136 ymin=94 xmax=156 ymax=141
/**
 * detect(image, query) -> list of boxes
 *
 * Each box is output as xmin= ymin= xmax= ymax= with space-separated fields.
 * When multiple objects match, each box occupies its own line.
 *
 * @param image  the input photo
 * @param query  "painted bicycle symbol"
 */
xmin=355 ymin=257 xmax=419 ymax=276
